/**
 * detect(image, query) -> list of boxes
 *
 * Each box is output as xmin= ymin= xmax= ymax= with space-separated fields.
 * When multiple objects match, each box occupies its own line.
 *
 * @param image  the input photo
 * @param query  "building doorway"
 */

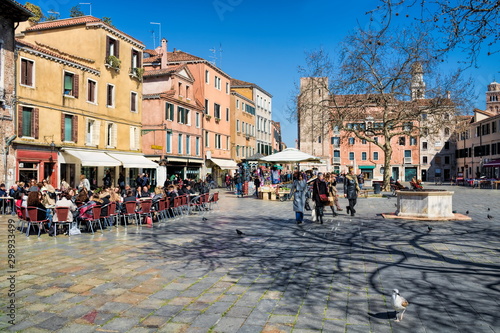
xmin=392 ymin=167 xmax=399 ymax=181
xmin=404 ymin=167 xmax=417 ymax=182
xmin=421 ymin=169 xmax=427 ymax=182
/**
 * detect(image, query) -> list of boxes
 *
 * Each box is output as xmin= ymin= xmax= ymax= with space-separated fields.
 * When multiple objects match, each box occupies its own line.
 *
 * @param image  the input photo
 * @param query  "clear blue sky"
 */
xmin=29 ymin=0 xmax=498 ymax=147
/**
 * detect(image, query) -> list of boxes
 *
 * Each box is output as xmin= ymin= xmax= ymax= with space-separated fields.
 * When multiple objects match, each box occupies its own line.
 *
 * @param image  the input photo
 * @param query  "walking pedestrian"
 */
xmin=357 ymin=170 xmax=365 ymax=190
xmin=254 ymin=177 xmax=261 ymax=197
xmin=312 ymin=172 xmax=328 ymax=224
xmin=234 ymin=173 xmax=243 ymax=197
xmin=344 ymin=166 xmax=360 ymax=216
xmin=325 ymin=173 xmax=341 ymax=216
xmin=290 ymin=172 xmax=307 ymax=224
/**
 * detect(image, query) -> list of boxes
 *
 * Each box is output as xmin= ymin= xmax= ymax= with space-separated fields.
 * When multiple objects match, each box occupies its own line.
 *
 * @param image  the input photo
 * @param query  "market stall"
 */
xmin=257 ymin=148 xmax=320 ymax=200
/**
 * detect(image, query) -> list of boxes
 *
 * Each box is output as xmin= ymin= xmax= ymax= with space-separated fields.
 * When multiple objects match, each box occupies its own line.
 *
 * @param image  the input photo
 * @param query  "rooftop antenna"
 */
xmin=150 ymin=22 xmax=161 ymax=49
xmin=209 ymin=46 xmax=217 ymax=66
xmin=150 ymin=30 xmax=156 ymax=49
xmin=79 ymin=3 xmax=92 ymax=16
xmin=219 ymin=43 xmax=223 ymax=68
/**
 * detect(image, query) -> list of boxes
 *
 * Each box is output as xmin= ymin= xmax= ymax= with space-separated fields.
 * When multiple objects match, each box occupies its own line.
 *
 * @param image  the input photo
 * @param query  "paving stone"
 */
xmin=35 ymin=315 xmax=69 ymax=331
xmin=1 ymin=188 xmax=499 ymax=332
xmin=100 ymin=317 xmax=139 ymax=332
xmin=212 ymin=316 xmax=246 ymax=332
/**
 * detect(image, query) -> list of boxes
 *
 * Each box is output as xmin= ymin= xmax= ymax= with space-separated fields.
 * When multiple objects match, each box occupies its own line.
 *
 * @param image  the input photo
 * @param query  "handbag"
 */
xmin=316 ymin=181 xmax=329 ymax=203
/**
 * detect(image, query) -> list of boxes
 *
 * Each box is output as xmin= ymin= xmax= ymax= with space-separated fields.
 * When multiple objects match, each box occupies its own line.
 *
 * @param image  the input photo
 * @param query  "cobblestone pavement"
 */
xmin=1 ymin=185 xmax=499 ymax=333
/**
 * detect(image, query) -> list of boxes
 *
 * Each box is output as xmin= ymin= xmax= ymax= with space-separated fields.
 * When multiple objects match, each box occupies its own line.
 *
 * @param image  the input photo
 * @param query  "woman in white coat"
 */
xmin=290 ymin=172 xmax=307 ymax=224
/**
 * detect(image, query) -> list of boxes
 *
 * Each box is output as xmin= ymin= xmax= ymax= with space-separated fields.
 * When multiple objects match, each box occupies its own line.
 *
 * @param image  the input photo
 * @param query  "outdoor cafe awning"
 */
xmin=106 ymin=153 xmax=158 ymax=169
xmin=483 ymin=159 xmax=500 ymax=168
xmin=209 ymin=158 xmax=239 ymax=170
xmin=62 ymin=149 xmax=121 ymax=167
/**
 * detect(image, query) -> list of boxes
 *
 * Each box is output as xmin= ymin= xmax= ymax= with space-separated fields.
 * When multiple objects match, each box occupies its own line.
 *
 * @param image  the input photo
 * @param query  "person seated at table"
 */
xmin=78 ymin=193 xmax=101 ymax=220
xmin=140 ymin=186 xmax=152 ymax=199
xmin=135 ymin=186 xmax=144 ymax=199
xmin=165 ymin=185 xmax=178 ymax=204
xmin=27 ymin=190 xmax=48 ymax=221
xmin=150 ymin=186 xmax=164 ymax=211
xmin=179 ymin=184 xmax=196 ymax=196
xmin=54 ymin=192 xmax=77 ymax=224
xmin=99 ymin=190 xmax=111 ymax=219
xmin=75 ymin=188 xmax=89 ymax=205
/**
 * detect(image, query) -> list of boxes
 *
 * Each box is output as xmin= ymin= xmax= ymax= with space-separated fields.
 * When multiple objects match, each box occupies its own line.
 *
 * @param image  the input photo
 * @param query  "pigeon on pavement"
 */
xmin=466 ymin=210 xmax=469 ymax=215
xmin=236 ymin=229 xmax=244 ymax=236
xmin=427 ymin=225 xmax=433 ymax=233
xmin=487 ymin=214 xmax=493 ymax=220
xmin=392 ymin=289 xmax=409 ymax=322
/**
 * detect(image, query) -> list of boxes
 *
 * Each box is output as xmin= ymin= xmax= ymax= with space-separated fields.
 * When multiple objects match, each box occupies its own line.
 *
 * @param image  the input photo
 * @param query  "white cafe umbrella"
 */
xmin=258 ymin=148 xmax=321 ymax=163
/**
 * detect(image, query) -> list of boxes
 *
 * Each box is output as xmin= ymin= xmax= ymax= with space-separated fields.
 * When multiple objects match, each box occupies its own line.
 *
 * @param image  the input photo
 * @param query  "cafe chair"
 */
xmin=123 ymin=201 xmax=138 ymax=226
xmin=26 ymin=206 xmax=49 ymax=237
xmin=80 ymin=205 xmax=103 ymax=234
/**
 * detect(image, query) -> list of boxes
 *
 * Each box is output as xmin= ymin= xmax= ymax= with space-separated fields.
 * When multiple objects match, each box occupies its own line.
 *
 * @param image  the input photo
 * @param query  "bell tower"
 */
xmin=411 ymin=62 xmax=426 ymax=100
xmin=486 ymin=82 xmax=500 ymax=114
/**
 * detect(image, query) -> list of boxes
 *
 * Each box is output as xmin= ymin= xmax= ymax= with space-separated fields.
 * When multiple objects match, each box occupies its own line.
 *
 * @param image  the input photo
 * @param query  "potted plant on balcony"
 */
xmin=134 ymin=67 xmax=144 ymax=80
xmin=106 ymin=55 xmax=121 ymax=71
xmin=205 ymin=114 xmax=212 ymax=120
xmin=215 ymin=117 xmax=221 ymax=123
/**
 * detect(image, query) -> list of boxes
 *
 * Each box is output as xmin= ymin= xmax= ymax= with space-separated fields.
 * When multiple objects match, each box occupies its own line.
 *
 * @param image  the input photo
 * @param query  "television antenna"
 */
xmin=209 ymin=43 xmax=223 ymax=68
xmin=150 ymin=22 xmax=161 ymax=49
xmin=79 ymin=3 xmax=92 ymax=16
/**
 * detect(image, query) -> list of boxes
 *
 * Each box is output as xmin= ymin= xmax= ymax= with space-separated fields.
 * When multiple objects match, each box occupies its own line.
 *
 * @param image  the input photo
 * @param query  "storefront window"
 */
xmin=19 ymin=162 xmax=38 ymax=184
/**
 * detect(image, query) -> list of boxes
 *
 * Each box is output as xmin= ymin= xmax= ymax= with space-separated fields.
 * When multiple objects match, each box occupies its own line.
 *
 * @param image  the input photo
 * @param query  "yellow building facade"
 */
xmin=230 ymin=91 xmax=256 ymax=162
xmin=14 ymin=16 xmax=156 ymax=188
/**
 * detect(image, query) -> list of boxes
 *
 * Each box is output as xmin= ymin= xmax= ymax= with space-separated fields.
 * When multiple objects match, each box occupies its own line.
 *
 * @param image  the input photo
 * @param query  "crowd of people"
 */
xmin=290 ymin=166 xmax=361 ymax=224
xmin=3 ymin=173 xmax=214 ymax=235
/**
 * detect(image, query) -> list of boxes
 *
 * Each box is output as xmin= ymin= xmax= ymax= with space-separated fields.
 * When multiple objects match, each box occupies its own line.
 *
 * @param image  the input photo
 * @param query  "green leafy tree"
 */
xmin=25 ymin=2 xmax=44 ymax=22
xmin=69 ymin=5 xmax=85 ymax=17
xmin=102 ymin=17 xmax=114 ymax=27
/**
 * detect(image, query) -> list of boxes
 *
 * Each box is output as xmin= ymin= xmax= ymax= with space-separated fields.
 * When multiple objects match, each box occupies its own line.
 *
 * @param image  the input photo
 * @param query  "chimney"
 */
xmin=160 ymin=38 xmax=168 ymax=69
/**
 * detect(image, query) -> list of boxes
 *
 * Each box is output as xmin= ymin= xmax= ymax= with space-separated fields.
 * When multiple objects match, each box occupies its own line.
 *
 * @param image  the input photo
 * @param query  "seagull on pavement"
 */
xmin=392 ymin=289 xmax=409 ymax=322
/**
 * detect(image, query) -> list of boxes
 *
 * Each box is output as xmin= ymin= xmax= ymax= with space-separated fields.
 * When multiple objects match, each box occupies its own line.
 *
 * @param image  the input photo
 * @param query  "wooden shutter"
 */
xmin=115 ymin=39 xmax=120 ymax=58
xmin=20 ymin=60 xmax=27 ymax=85
xmin=138 ymin=52 xmax=142 ymax=67
xmin=72 ymin=116 xmax=78 ymax=143
xmin=61 ymin=114 xmax=65 ymax=141
xmin=18 ymin=105 xmax=23 ymax=136
xmin=27 ymin=60 xmax=33 ymax=86
xmin=106 ymin=36 xmax=110 ymax=58
xmin=73 ymin=74 xmax=79 ymax=98
xmin=131 ymin=49 xmax=134 ymax=68
xmin=33 ymin=108 xmax=39 ymax=139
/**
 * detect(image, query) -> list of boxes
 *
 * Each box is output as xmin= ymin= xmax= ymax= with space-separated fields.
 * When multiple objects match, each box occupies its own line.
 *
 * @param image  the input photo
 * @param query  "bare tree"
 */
xmin=368 ymin=0 xmax=500 ymax=62
xmin=298 ymin=26 xmax=473 ymax=189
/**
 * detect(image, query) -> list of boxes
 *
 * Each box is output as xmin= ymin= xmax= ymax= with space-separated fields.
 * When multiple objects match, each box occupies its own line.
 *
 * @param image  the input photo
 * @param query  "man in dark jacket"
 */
xmin=344 ymin=167 xmax=360 ymax=217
